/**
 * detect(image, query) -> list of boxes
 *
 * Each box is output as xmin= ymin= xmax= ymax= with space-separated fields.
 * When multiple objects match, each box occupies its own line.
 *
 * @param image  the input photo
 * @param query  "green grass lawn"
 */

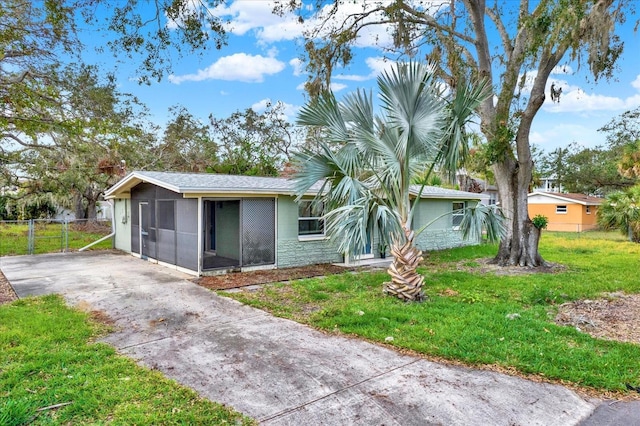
xmin=223 ymin=230 xmax=640 ymax=394
xmin=0 ymin=295 xmax=254 ymax=425
xmin=0 ymin=222 xmax=113 ymax=256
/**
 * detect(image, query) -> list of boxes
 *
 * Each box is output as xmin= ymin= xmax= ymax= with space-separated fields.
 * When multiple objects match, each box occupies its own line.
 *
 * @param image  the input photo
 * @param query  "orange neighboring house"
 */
xmin=527 ymin=192 xmax=603 ymax=232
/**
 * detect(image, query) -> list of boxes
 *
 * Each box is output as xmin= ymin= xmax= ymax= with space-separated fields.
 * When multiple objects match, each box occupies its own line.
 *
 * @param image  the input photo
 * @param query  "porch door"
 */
xmin=139 ymin=202 xmax=150 ymax=259
xmin=204 ymin=200 xmax=216 ymax=252
xmin=241 ymin=198 xmax=275 ymax=267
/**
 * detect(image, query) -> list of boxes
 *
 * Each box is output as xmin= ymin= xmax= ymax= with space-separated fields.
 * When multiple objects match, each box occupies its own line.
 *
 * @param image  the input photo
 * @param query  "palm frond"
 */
xmin=438 ymin=77 xmax=492 ymax=183
xmin=324 ymin=194 xmax=402 ymax=255
xmin=297 ymin=91 xmax=349 ymax=144
xmin=459 ymin=203 xmax=506 ymax=244
xmin=377 ymin=62 xmax=445 ymax=163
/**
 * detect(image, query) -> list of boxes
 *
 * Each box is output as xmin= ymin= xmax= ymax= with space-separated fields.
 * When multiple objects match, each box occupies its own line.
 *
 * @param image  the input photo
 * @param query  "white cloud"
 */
xmin=544 ymin=84 xmax=640 ymax=113
xmin=334 ymin=56 xmax=396 ymax=82
xmin=210 ymin=1 xmax=305 ymax=43
xmin=168 ymin=53 xmax=285 ymax=84
xmin=551 ymin=64 xmax=574 ymax=75
xmin=513 ymin=71 xmax=640 ymax=114
xmin=311 ymin=2 xmax=396 ymax=49
xmin=365 ymin=57 xmax=396 ymax=76
xmin=296 ymin=82 xmax=306 ymax=91
xmin=330 ymin=82 xmax=348 ymax=92
xmin=251 ymin=98 xmax=271 ymax=112
xmin=530 ymin=123 xmax=598 ymax=149
xmin=308 ymin=1 xmax=446 ymax=49
xmin=290 ymin=58 xmax=304 ymax=76
xmin=251 ymin=98 xmax=299 ymax=121
xmin=211 ymin=1 xmax=400 ymax=48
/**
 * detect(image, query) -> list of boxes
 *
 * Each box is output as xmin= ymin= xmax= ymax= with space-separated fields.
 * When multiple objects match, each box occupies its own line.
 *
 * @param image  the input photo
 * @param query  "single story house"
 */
xmin=528 ymin=192 xmax=603 ymax=232
xmin=104 ymin=171 xmax=484 ymax=276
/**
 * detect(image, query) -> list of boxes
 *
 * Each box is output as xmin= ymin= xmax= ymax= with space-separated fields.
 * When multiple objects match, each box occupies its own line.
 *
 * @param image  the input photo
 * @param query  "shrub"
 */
xmin=532 ymin=214 xmax=548 ymax=230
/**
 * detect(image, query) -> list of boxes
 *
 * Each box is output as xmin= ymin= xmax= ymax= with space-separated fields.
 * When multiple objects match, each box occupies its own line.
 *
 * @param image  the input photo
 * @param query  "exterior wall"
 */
xmin=113 ymin=198 xmax=131 ymax=252
xmin=276 ymin=196 xmax=343 ymax=268
xmin=130 ymin=183 xmax=198 ymax=272
xmin=412 ymin=198 xmax=480 ymax=251
xmin=582 ymin=205 xmax=599 ymax=230
xmin=527 ymin=202 xmax=598 ymax=232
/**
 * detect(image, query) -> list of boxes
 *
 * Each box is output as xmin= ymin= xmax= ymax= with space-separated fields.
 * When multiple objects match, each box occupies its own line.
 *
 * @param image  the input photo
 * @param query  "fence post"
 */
xmin=28 ymin=219 xmax=34 ymax=255
xmin=64 ymin=220 xmax=69 ymax=252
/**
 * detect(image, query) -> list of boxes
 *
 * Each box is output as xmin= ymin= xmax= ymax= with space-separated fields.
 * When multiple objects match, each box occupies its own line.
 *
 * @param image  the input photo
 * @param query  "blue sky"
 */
xmin=81 ymin=1 xmax=640 ymax=153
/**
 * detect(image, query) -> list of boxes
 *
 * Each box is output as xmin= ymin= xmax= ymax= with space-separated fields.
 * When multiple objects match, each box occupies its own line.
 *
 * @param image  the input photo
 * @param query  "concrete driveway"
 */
xmin=1 ymin=251 xmax=637 ymax=425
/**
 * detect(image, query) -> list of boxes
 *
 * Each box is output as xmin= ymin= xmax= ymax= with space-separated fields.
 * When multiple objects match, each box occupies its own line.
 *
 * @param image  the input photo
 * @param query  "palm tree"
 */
xmin=294 ymin=62 xmax=503 ymax=302
xmin=598 ymin=186 xmax=640 ymax=242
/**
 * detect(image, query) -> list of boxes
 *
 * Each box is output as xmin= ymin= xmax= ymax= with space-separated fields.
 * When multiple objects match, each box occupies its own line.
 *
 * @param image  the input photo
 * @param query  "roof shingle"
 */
xmin=106 ymin=171 xmax=482 ymax=200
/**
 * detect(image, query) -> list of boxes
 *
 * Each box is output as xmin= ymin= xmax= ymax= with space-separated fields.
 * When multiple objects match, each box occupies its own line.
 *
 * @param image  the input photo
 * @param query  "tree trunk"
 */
xmin=492 ymin=157 xmax=546 ymax=266
xmin=74 ymin=195 xmax=87 ymax=220
xmin=86 ymin=198 xmax=97 ymax=222
xmin=383 ymin=223 xmax=426 ymax=302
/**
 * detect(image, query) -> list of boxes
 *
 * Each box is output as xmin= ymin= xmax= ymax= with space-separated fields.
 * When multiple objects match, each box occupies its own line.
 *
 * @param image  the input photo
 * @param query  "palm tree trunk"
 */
xmin=383 ymin=224 xmax=425 ymax=302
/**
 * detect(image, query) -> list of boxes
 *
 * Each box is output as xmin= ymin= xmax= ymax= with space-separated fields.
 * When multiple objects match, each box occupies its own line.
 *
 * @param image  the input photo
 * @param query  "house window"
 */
xmin=586 ymin=205 xmax=591 ymax=214
xmin=452 ymin=202 xmax=465 ymax=229
xmin=556 ymin=205 xmax=567 ymax=214
xmin=298 ymin=201 xmax=324 ymax=236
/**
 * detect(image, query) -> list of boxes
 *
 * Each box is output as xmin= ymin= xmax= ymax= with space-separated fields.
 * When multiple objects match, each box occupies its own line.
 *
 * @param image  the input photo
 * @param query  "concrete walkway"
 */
xmin=2 ymin=251 xmax=638 ymax=425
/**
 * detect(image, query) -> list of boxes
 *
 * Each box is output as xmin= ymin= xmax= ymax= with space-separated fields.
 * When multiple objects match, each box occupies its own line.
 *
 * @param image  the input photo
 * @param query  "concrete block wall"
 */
xmin=414 ymin=229 xmax=479 ymax=252
xmin=276 ymin=238 xmax=343 ymax=268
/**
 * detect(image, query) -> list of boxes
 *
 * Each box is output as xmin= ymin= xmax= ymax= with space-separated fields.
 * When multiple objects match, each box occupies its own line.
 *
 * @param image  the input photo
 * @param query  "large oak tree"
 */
xmin=288 ymin=0 xmax=632 ymax=266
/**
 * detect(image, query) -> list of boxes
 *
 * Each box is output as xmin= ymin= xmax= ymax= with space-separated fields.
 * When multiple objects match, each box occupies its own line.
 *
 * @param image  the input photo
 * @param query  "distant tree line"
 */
xmin=537 ymin=107 xmax=640 ymax=197
xmin=0 ymin=0 xmax=316 ymax=221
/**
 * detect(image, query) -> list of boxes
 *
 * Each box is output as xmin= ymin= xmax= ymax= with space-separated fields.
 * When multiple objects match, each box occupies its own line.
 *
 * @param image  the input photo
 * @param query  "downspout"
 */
xmin=79 ymin=200 xmax=115 ymax=251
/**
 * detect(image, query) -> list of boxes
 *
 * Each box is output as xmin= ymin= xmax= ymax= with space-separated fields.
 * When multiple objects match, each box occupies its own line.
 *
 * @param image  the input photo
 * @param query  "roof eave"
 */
xmin=104 ymin=172 xmax=181 ymax=198
xmin=528 ymin=191 xmax=602 ymax=206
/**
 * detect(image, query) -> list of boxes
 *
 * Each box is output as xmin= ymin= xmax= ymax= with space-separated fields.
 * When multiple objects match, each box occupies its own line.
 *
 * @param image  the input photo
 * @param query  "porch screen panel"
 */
xmin=176 ymin=199 xmax=198 ymax=271
xmin=241 ymin=198 xmax=275 ymax=266
xmin=156 ymin=200 xmax=176 ymax=264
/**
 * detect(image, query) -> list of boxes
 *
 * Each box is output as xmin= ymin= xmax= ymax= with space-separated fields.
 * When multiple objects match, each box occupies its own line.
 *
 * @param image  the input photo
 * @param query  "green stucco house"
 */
xmin=104 ymin=171 xmax=482 ymax=276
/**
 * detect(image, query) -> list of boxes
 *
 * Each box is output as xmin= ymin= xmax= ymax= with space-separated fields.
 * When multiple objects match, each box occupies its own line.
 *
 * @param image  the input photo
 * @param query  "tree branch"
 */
xmin=396 ymin=2 xmax=476 ymax=44
xmin=486 ymin=5 xmax=513 ymax=58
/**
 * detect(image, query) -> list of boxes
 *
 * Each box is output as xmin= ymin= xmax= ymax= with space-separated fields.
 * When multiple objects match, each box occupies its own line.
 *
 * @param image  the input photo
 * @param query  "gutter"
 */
xmin=79 ymin=200 xmax=115 ymax=252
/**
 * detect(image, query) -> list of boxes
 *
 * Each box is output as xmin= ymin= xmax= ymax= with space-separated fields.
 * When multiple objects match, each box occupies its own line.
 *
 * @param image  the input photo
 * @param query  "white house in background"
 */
xmin=53 ymin=201 xmax=113 ymax=221
xmin=534 ymin=175 xmax=564 ymax=193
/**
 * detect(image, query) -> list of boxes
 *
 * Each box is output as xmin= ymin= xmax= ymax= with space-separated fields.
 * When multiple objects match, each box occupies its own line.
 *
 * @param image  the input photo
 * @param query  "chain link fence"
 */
xmin=0 ymin=219 xmax=113 ymax=256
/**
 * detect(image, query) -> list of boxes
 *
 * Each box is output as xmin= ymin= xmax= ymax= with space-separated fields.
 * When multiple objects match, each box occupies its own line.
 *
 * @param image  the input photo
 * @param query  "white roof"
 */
xmin=528 ymin=191 xmax=603 ymax=206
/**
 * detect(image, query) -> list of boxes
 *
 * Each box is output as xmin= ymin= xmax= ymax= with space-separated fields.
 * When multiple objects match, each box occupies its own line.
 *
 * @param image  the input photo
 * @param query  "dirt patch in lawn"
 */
xmin=454 ymin=259 xmax=640 ymax=346
xmin=452 ymin=257 xmax=566 ymax=275
xmin=0 ymin=270 xmax=18 ymax=305
xmin=195 ymin=263 xmax=362 ymax=291
xmin=555 ymin=292 xmax=640 ymax=346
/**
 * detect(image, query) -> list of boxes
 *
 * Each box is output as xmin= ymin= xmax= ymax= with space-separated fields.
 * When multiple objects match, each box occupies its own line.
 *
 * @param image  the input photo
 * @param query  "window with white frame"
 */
xmin=556 ymin=205 xmax=567 ymax=214
xmin=586 ymin=205 xmax=591 ymax=214
xmin=452 ymin=202 xmax=465 ymax=229
xmin=298 ymin=200 xmax=324 ymax=236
